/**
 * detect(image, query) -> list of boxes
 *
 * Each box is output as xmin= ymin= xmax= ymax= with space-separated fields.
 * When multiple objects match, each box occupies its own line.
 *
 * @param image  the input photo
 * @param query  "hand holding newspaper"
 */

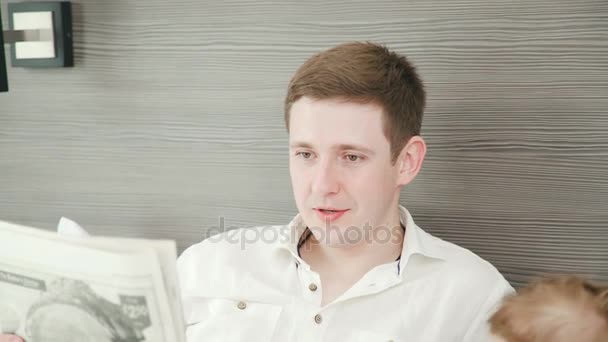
xmin=0 ymin=218 xmax=186 ymax=342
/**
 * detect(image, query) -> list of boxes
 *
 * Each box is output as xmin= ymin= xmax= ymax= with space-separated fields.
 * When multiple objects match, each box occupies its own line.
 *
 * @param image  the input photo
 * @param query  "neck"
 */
xmin=301 ymin=205 xmax=404 ymax=274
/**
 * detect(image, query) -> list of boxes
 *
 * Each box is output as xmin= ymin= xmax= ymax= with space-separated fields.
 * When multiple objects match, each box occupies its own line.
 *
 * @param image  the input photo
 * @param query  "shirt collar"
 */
xmin=278 ymin=212 xmax=309 ymax=267
xmin=277 ymin=205 xmax=447 ymax=270
xmin=397 ymin=205 xmax=447 ymax=276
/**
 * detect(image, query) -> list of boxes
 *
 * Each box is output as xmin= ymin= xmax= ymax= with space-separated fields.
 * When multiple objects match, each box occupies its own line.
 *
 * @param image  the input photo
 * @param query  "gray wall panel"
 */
xmin=1 ymin=0 xmax=607 ymax=286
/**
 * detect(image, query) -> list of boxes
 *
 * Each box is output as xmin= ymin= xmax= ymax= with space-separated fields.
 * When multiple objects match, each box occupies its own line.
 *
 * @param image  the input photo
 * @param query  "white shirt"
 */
xmin=177 ymin=206 xmax=514 ymax=342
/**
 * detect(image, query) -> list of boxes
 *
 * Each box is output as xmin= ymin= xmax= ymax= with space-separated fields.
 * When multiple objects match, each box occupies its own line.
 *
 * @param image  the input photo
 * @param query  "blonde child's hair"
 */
xmin=489 ymin=275 xmax=608 ymax=342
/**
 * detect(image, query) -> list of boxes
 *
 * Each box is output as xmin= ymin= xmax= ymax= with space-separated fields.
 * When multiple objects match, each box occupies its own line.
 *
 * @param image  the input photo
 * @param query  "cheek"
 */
xmin=340 ymin=173 xmax=375 ymax=207
xmin=345 ymin=169 xmax=398 ymax=213
xmin=289 ymin=167 xmax=309 ymax=197
xmin=348 ymin=166 xmax=395 ymax=192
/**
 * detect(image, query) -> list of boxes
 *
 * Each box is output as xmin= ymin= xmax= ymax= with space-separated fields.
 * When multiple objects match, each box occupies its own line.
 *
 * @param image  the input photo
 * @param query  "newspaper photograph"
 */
xmin=0 ymin=220 xmax=185 ymax=342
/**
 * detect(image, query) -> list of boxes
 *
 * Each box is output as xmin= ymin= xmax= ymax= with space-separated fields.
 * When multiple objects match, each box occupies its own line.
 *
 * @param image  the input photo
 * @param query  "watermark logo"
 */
xmin=203 ymin=217 xmax=404 ymax=250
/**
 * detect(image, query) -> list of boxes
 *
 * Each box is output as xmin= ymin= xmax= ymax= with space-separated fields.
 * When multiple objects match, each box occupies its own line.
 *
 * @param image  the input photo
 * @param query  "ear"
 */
xmin=396 ymin=136 xmax=427 ymax=187
xmin=599 ymin=287 xmax=608 ymax=311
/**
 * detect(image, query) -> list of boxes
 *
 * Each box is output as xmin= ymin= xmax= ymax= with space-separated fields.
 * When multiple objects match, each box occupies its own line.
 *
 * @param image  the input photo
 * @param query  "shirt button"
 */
xmin=308 ymin=283 xmax=318 ymax=292
xmin=237 ymin=301 xmax=247 ymax=310
xmin=314 ymin=314 xmax=322 ymax=324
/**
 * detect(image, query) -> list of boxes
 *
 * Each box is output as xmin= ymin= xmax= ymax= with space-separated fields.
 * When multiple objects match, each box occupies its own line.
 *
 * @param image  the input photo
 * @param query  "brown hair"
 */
xmin=490 ymin=275 xmax=608 ymax=342
xmin=284 ymin=41 xmax=426 ymax=164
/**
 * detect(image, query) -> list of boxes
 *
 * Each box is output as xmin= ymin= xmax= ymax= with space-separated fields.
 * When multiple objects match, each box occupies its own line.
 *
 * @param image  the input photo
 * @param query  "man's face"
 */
xmin=288 ymin=97 xmax=403 ymax=245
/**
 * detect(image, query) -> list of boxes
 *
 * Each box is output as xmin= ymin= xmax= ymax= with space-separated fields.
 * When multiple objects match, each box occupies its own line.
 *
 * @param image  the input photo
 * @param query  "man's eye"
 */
xmin=346 ymin=154 xmax=360 ymax=162
xmin=297 ymin=152 xmax=312 ymax=159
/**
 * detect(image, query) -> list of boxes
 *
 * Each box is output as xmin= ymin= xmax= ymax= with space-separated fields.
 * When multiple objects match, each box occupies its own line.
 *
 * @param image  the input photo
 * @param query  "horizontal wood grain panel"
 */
xmin=1 ymin=0 xmax=606 ymax=286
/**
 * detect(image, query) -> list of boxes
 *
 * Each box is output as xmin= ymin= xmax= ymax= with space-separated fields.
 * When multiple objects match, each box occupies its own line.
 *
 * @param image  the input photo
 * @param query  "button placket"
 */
xmin=299 ymin=268 xmax=322 ymax=306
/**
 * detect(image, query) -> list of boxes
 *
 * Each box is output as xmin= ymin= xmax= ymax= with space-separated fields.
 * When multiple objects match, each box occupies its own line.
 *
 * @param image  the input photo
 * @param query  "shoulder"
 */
xmin=418 ymin=227 xmax=513 ymax=295
xmin=414 ymin=227 xmax=514 ymax=336
xmin=177 ymin=225 xmax=290 ymax=294
xmin=178 ymin=225 xmax=288 ymax=265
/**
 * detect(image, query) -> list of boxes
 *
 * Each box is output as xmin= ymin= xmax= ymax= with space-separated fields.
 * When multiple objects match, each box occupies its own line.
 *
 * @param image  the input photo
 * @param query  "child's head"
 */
xmin=490 ymin=275 xmax=608 ymax=342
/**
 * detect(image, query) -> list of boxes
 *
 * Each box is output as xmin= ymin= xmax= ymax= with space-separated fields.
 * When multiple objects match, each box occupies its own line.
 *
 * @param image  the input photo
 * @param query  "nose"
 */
xmin=311 ymin=158 xmax=340 ymax=196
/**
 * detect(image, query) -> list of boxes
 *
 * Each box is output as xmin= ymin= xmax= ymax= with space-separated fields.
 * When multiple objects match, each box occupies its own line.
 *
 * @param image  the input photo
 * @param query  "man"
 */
xmin=178 ymin=42 xmax=513 ymax=341
xmin=489 ymin=275 xmax=608 ymax=342
xmin=1 ymin=42 xmax=513 ymax=342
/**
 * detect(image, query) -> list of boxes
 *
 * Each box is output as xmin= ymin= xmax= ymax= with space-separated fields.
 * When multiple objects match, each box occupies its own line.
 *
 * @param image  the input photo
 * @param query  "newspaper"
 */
xmin=56 ymin=217 xmax=90 ymax=237
xmin=0 ymin=219 xmax=186 ymax=342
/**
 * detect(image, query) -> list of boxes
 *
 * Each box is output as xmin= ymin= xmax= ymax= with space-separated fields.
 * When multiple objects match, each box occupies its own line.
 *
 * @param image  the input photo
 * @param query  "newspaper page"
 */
xmin=0 ymin=220 xmax=185 ymax=342
xmin=53 ymin=218 xmax=184 ymax=339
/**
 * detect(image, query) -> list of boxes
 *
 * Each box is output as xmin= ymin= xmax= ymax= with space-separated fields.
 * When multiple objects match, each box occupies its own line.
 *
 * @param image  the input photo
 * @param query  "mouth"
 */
xmin=315 ymin=207 xmax=347 ymax=213
xmin=314 ymin=208 xmax=349 ymax=222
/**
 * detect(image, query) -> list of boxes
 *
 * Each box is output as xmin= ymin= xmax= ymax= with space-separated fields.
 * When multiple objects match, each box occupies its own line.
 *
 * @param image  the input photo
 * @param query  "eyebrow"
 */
xmin=289 ymin=141 xmax=375 ymax=155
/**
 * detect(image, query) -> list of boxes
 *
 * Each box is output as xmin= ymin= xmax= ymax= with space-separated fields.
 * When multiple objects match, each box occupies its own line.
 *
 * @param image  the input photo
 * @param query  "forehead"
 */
xmin=288 ymin=97 xmax=389 ymax=148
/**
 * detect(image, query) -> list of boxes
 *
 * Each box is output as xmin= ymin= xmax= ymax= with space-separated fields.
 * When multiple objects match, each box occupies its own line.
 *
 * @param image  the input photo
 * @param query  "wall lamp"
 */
xmin=1 ymin=1 xmax=73 ymax=92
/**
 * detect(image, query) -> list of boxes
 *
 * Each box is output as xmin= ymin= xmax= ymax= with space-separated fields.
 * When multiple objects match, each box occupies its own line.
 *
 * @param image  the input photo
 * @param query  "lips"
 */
xmin=314 ymin=208 xmax=349 ymax=222
xmin=317 ymin=207 xmax=343 ymax=212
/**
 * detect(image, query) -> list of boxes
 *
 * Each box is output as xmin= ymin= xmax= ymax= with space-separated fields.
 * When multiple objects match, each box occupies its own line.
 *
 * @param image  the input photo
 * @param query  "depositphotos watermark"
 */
xmin=203 ymin=217 xmax=405 ymax=250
